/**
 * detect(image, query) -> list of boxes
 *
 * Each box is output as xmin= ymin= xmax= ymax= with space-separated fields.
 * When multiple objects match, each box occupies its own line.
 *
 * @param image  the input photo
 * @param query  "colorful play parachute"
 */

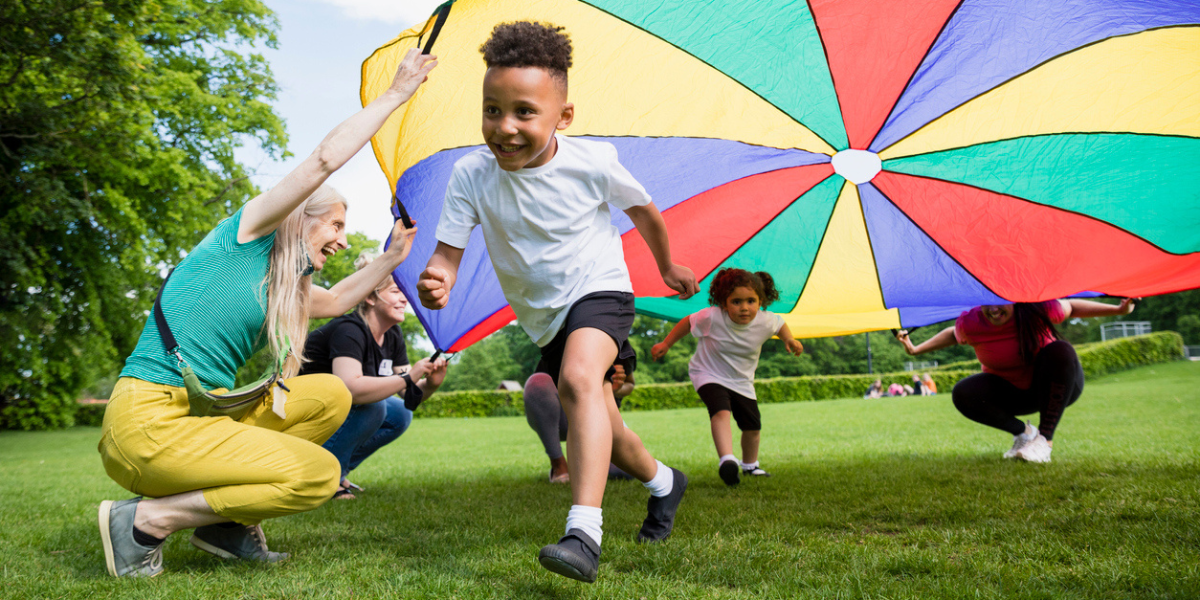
xmin=361 ymin=0 xmax=1200 ymax=353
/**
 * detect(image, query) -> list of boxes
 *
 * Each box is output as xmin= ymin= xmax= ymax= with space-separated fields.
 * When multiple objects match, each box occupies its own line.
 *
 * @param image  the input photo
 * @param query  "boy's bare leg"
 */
xmin=558 ymin=328 xmax=622 ymax=507
xmin=605 ymin=389 xmax=657 ymax=481
xmin=544 ymin=327 xmax=681 ymax=573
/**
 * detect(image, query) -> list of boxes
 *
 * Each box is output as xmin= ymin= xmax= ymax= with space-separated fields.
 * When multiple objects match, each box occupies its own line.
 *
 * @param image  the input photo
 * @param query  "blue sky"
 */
xmin=239 ymin=0 xmax=446 ymax=240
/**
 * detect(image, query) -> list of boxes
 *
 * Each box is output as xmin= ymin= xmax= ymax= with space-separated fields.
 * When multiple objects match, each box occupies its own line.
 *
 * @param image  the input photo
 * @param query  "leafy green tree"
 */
xmin=1177 ymin=315 xmax=1200 ymax=346
xmin=1 ymin=0 xmax=285 ymax=428
xmin=629 ymin=314 xmax=694 ymax=384
xmin=437 ymin=325 xmax=530 ymax=392
xmin=1123 ymin=290 xmax=1200 ymax=343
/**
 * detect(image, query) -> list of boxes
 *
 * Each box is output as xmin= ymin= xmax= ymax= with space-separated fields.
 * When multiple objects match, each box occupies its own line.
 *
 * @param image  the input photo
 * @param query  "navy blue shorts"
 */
xmin=535 ymin=291 xmax=637 ymax=386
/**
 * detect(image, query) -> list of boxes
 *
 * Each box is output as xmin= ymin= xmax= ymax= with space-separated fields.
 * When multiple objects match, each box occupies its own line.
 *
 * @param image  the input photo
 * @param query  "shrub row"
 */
xmin=74 ymin=332 xmax=1183 ymax=425
xmin=411 ymin=331 xmax=1183 ymax=419
xmin=1072 ymin=331 xmax=1183 ymax=378
xmin=929 ymin=331 xmax=1184 ymax=378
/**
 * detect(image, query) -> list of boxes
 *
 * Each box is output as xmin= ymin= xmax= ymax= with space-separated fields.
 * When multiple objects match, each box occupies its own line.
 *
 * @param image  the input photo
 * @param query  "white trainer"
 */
xmin=1014 ymin=434 xmax=1053 ymax=463
xmin=1004 ymin=423 xmax=1039 ymax=459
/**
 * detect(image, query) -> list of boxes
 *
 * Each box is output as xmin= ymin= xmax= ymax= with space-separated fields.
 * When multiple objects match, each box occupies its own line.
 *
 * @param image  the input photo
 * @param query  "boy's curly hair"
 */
xmin=479 ymin=21 xmax=573 ymax=86
xmin=708 ymin=268 xmax=781 ymax=309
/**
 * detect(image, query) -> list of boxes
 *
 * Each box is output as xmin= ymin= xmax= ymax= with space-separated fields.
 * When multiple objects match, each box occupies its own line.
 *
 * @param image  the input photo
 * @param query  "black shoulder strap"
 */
xmin=153 ymin=269 xmax=179 ymax=355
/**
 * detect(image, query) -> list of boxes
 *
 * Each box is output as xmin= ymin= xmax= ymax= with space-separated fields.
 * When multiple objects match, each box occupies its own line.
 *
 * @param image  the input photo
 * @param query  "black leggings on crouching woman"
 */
xmin=951 ymin=341 xmax=1084 ymax=441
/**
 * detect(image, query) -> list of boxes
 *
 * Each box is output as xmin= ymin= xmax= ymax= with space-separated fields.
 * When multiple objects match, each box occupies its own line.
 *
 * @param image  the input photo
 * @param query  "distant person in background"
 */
xmin=301 ymin=252 xmax=448 ymax=499
xmin=921 ymin=373 xmax=937 ymax=396
xmin=911 ymin=374 xmax=924 ymax=396
xmin=887 ymin=382 xmax=907 ymax=397
xmin=864 ymin=379 xmax=883 ymax=399
xmin=895 ymin=298 xmax=1135 ymax=463
xmin=524 ymin=364 xmax=635 ymax=483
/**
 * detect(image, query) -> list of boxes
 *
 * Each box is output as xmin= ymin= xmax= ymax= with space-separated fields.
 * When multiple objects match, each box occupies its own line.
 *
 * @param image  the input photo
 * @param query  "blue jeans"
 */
xmin=321 ymin=396 xmax=413 ymax=479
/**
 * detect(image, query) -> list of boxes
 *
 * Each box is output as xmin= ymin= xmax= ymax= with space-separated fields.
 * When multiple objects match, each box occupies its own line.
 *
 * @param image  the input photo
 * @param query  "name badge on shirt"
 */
xmin=378 ymin=359 xmax=393 ymax=377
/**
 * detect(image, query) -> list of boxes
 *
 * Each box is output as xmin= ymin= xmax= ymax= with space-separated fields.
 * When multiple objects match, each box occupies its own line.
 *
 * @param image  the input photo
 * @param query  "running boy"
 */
xmin=416 ymin=22 xmax=698 ymax=583
xmin=651 ymin=269 xmax=804 ymax=486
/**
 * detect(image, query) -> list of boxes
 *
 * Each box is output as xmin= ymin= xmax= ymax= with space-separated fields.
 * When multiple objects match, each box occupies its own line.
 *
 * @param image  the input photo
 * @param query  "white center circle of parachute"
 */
xmin=831 ymin=149 xmax=882 ymax=184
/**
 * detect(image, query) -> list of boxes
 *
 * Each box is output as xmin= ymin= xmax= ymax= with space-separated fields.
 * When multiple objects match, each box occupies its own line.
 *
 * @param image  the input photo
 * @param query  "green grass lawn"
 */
xmin=2 ymin=361 xmax=1198 ymax=599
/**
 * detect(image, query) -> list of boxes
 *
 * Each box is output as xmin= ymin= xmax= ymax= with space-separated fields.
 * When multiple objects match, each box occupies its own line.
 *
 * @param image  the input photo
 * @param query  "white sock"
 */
xmin=565 ymin=505 xmax=603 ymax=546
xmin=643 ymin=460 xmax=674 ymax=498
xmin=740 ymin=460 xmax=759 ymax=471
xmin=718 ymin=454 xmax=738 ymax=466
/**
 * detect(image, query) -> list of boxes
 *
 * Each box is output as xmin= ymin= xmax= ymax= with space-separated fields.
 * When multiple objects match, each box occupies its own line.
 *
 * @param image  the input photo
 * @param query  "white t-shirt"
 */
xmin=436 ymin=135 xmax=652 ymax=347
xmin=688 ymin=306 xmax=785 ymax=399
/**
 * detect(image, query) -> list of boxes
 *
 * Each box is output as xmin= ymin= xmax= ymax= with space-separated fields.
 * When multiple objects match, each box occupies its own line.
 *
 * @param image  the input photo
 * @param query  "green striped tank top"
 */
xmin=120 ymin=208 xmax=276 ymax=389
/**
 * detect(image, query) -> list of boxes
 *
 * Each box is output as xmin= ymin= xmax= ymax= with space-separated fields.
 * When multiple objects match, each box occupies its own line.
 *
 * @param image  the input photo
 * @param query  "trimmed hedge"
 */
xmin=74 ymin=332 xmax=1184 ymax=424
xmin=1073 ymin=331 xmax=1183 ymax=378
xmin=411 ymin=331 xmax=1183 ymax=419
xmin=416 ymin=389 xmax=526 ymax=419
xmin=619 ymin=370 xmax=978 ymax=414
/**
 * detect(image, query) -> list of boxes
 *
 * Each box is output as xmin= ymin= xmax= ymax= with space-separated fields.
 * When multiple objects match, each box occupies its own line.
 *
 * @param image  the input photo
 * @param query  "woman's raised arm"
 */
xmin=238 ymin=49 xmax=437 ymax=244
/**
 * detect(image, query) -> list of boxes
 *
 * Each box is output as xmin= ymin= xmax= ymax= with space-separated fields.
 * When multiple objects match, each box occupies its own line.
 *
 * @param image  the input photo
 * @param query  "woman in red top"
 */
xmin=895 ymin=299 xmax=1135 ymax=463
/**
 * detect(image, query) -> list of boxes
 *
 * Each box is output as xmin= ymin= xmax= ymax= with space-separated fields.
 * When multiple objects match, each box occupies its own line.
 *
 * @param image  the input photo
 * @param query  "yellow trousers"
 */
xmin=99 ymin=375 xmax=351 ymax=525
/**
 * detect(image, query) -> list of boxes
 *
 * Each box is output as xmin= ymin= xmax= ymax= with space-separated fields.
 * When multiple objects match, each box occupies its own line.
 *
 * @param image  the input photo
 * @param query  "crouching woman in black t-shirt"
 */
xmin=302 ymin=254 xmax=447 ymax=498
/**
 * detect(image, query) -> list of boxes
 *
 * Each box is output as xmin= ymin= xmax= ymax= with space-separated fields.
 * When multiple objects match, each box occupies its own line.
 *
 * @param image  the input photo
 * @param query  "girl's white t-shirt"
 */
xmin=435 ymin=135 xmax=652 ymax=347
xmin=688 ymin=306 xmax=785 ymax=399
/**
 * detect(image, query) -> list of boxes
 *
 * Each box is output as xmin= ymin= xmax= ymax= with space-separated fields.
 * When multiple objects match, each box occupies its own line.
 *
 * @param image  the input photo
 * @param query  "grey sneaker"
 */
xmin=98 ymin=498 xmax=163 ymax=578
xmin=637 ymin=467 xmax=688 ymax=543
xmin=1004 ymin=422 xmax=1039 ymax=459
xmin=1014 ymin=434 xmax=1053 ymax=463
xmin=190 ymin=524 xmax=289 ymax=562
xmin=538 ymin=528 xmax=600 ymax=583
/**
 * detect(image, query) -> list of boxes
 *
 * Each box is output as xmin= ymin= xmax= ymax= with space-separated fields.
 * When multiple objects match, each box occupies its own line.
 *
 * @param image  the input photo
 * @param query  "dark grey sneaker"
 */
xmin=538 ymin=528 xmax=600 ymax=583
xmin=190 ymin=524 xmax=289 ymax=562
xmin=719 ymin=460 xmax=740 ymax=486
xmin=637 ymin=467 xmax=688 ymax=543
xmin=98 ymin=498 xmax=163 ymax=578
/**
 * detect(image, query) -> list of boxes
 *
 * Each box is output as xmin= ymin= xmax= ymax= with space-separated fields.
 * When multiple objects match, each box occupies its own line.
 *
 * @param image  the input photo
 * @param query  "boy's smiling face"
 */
xmin=482 ymin=66 xmax=574 ymax=171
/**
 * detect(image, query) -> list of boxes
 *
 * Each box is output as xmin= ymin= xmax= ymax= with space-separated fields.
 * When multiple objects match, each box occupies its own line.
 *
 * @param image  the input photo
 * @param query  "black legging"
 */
xmin=524 ymin=373 xmax=568 ymax=460
xmin=523 ymin=373 xmax=630 ymax=479
xmin=951 ymin=341 xmax=1084 ymax=441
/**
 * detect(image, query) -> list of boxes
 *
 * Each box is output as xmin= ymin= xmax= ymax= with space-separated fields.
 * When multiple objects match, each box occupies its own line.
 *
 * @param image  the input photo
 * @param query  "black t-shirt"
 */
xmin=301 ymin=312 xmax=409 ymax=377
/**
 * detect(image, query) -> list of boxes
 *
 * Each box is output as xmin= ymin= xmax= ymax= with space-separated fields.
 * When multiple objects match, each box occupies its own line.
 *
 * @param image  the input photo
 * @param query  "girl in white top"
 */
xmin=651 ymin=269 xmax=803 ymax=486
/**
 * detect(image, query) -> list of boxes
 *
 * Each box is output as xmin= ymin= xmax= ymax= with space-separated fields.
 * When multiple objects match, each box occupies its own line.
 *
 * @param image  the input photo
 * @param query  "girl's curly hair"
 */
xmin=707 ymin=268 xmax=780 ymax=309
xmin=480 ymin=22 xmax=572 ymax=86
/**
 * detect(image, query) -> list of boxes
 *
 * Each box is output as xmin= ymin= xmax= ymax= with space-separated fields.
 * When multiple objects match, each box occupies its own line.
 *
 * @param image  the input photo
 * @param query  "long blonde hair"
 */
xmin=264 ymin=185 xmax=348 ymax=377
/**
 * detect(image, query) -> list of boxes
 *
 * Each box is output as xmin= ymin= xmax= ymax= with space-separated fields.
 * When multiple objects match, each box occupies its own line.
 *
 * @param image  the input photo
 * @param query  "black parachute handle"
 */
xmin=398 ymin=1 xmax=455 ymax=354
xmin=418 ymin=1 xmax=454 ymax=55
xmin=394 ymin=191 xmax=415 ymax=229
xmin=394 ymin=1 xmax=455 ymax=231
